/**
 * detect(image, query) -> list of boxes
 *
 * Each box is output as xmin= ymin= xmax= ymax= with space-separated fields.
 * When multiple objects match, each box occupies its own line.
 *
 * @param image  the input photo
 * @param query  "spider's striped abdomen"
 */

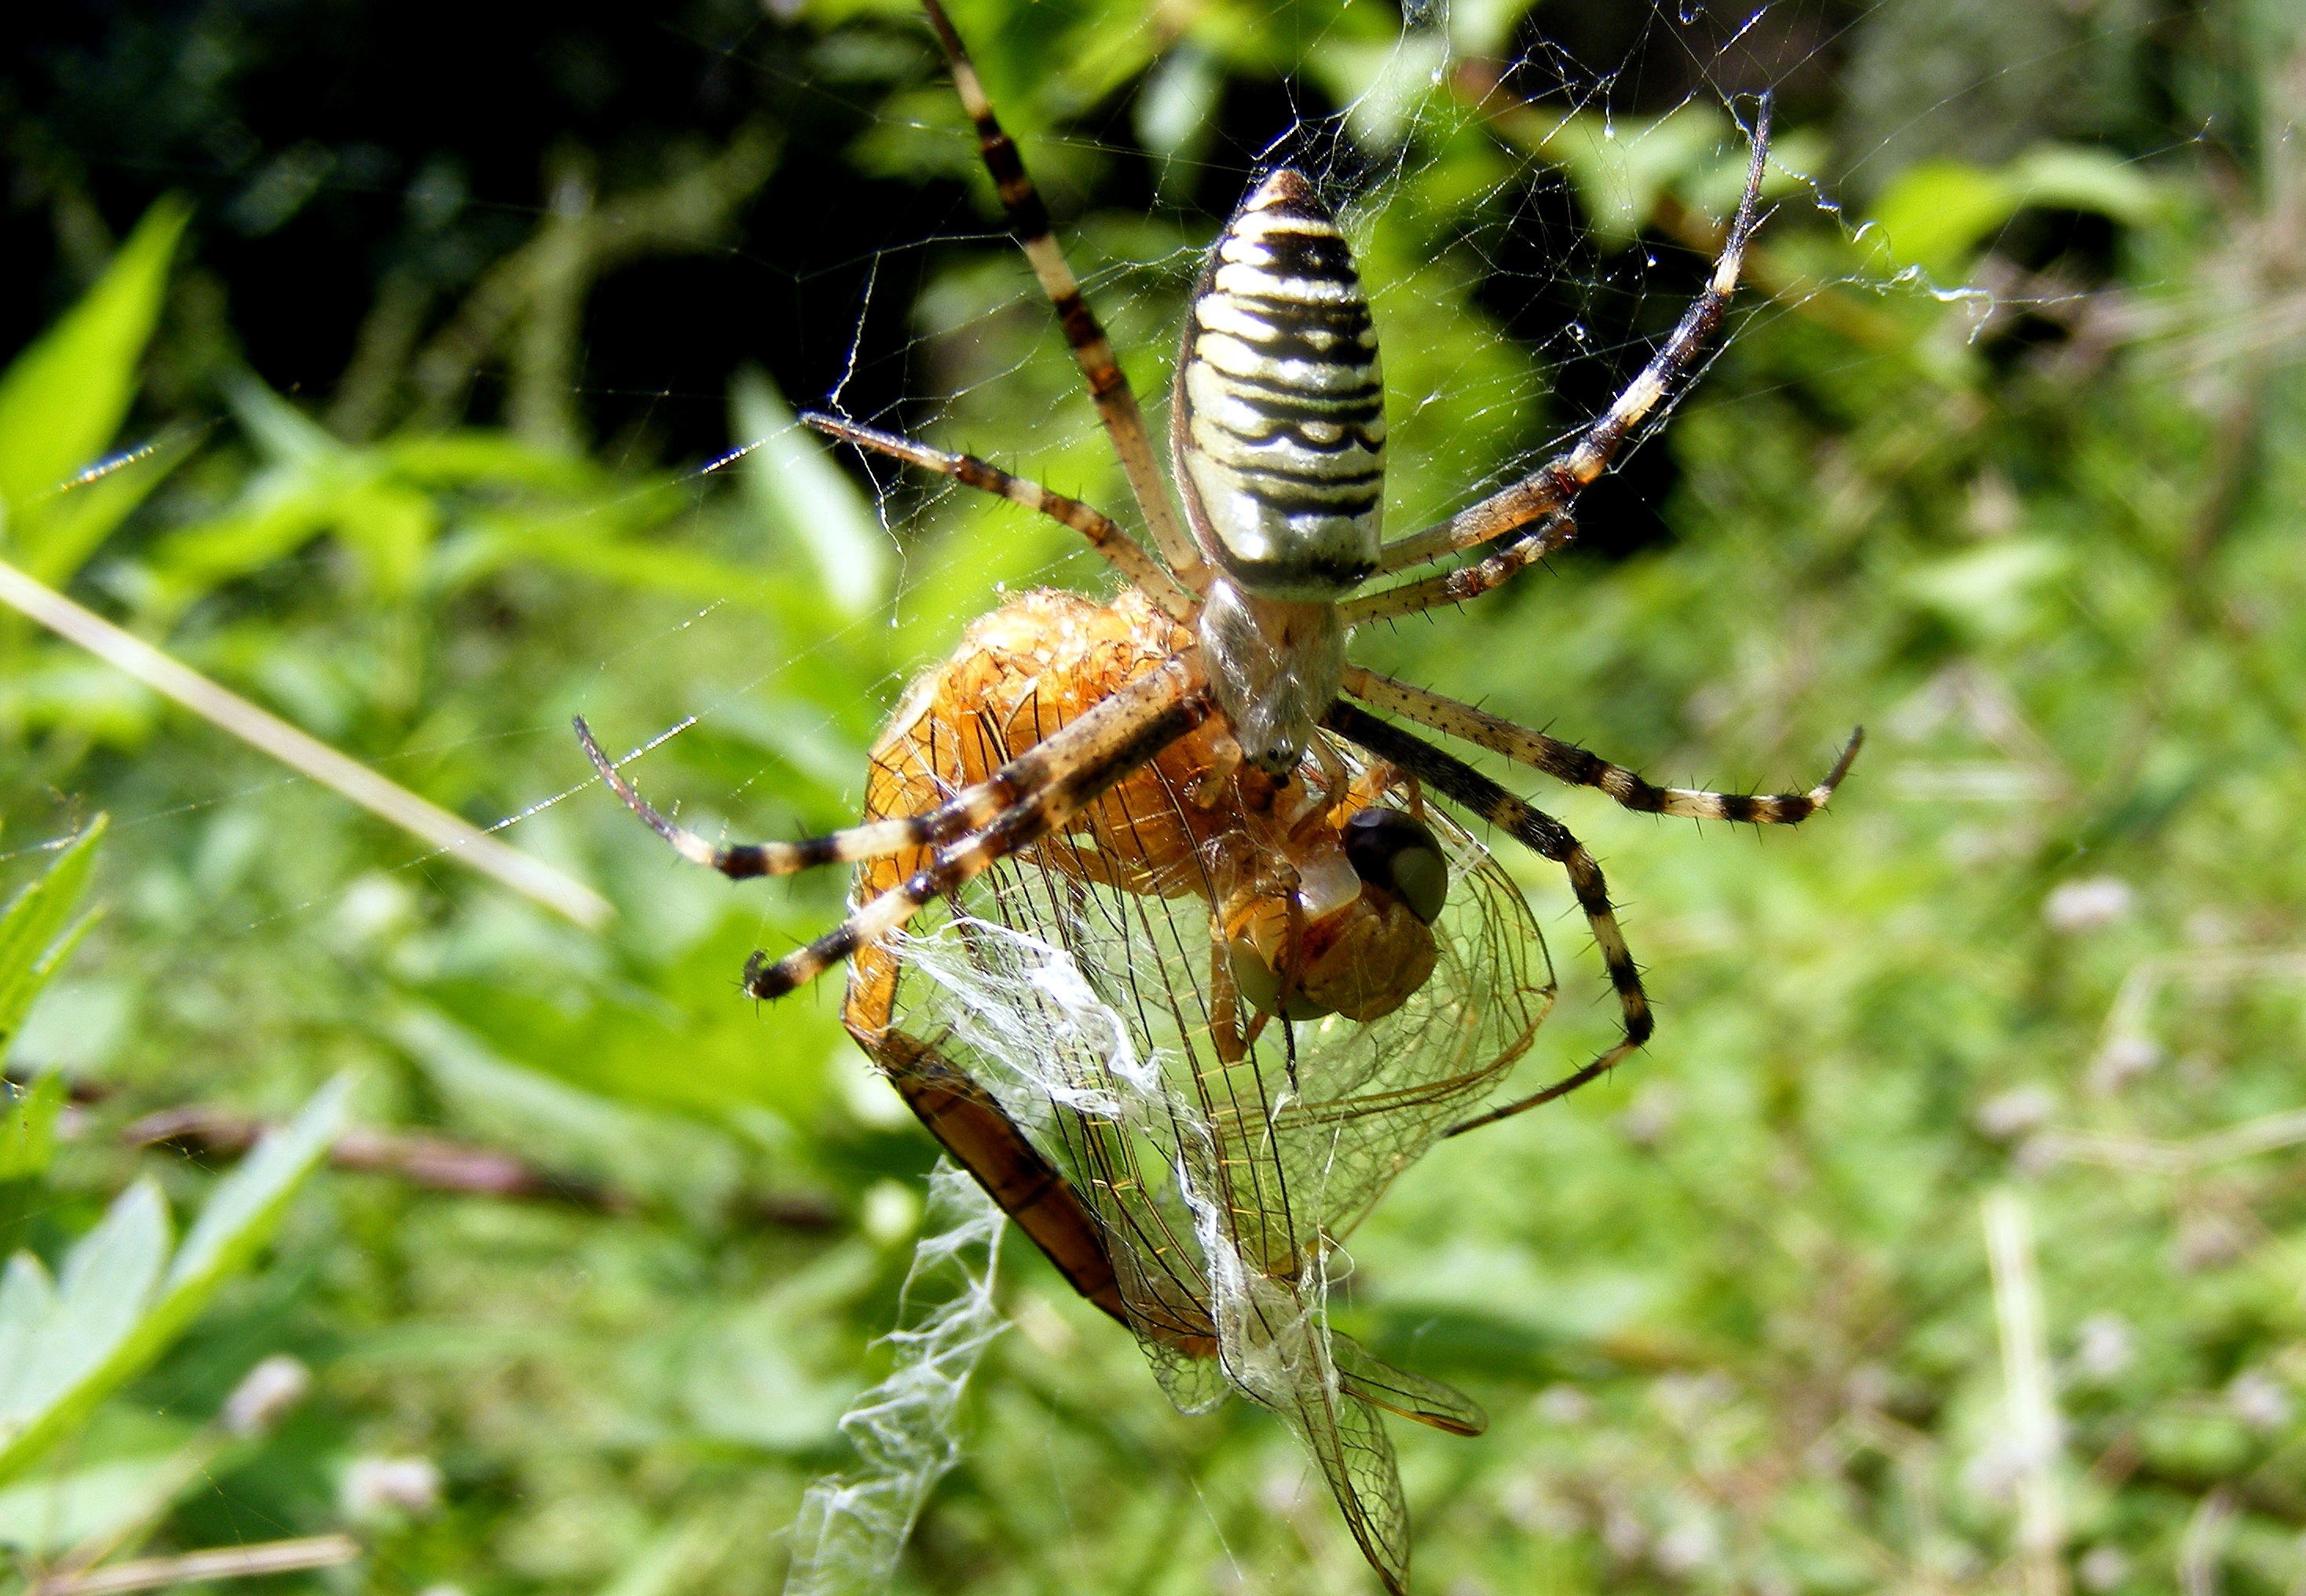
xmin=1176 ymin=169 xmax=1385 ymax=600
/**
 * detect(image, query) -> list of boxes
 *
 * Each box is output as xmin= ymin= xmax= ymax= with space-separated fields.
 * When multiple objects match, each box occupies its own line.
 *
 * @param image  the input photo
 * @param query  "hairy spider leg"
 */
xmin=1366 ymin=96 xmax=1773 ymax=580
xmin=576 ymin=663 xmax=1208 ymax=996
xmin=1323 ymin=700 xmax=1650 ymax=1136
xmin=919 ymin=0 xmax=1201 ymax=580
xmin=800 ymin=413 xmax=1197 ymax=620
xmin=744 ymin=661 xmax=1211 ymax=997
xmin=1341 ymin=512 xmax=1579 ymax=626
xmin=578 ymin=712 xmax=1050 ymax=877
xmin=1342 ymin=668 xmax=1865 ymax=823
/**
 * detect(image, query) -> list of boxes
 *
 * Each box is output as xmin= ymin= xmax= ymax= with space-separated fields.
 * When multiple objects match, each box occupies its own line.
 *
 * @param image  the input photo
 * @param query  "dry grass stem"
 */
xmin=1985 ymin=1188 xmax=2067 ymax=1596
xmin=0 ymin=557 xmax=611 ymax=928
xmin=26 ymin=1535 xmax=360 ymax=1596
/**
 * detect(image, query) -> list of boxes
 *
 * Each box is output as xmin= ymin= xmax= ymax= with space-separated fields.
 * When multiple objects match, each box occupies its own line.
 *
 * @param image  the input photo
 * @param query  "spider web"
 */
xmin=618 ymin=5 xmax=2166 ymax=1581
xmin=781 ymin=1159 xmax=1007 ymax=1596
xmin=829 ymin=0 xmax=1818 ymax=628
xmin=3 ymin=0 xmax=2142 ymax=922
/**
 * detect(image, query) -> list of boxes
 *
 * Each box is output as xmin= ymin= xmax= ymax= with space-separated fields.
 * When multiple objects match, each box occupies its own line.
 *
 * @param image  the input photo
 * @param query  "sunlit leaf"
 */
xmin=0 ymin=198 xmax=189 ymax=551
xmin=0 ymin=1074 xmax=65 ymax=1182
xmin=0 ymin=1074 xmax=350 ymax=1487
xmin=0 ymin=816 xmax=106 ymax=1060
xmin=0 ymin=1452 xmax=180 ymax=1556
xmin=15 ymin=428 xmax=199 ymax=588
xmin=1867 ymin=144 xmax=2162 ymax=280
xmin=731 ymin=365 xmax=892 ymax=617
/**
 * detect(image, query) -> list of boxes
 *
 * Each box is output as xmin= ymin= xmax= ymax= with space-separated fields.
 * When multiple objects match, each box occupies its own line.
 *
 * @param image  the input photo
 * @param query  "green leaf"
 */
xmin=1506 ymin=106 xmax=1733 ymax=247
xmin=0 ymin=1073 xmax=350 ymax=1487
xmin=388 ymin=1005 xmax=742 ymax=1219
xmin=163 ymin=1073 xmax=349 ymax=1294
xmin=0 ymin=1452 xmax=181 ymax=1556
xmin=0 ymin=1074 xmax=66 ymax=1182
xmin=1306 ymin=31 xmax=1451 ymax=152
xmin=380 ymin=430 xmax=604 ymax=489
xmin=441 ymin=514 xmax=778 ymax=608
xmin=221 ymin=371 xmax=340 ymax=470
xmin=0 ymin=815 xmax=107 ymax=1063
xmin=148 ymin=376 xmax=445 ymax=606
xmin=0 ymin=198 xmax=191 ymax=552
xmin=1867 ymin=145 xmax=2161 ymax=280
xmin=0 ymin=1254 xmax=58 ymax=1388
xmin=0 ymin=1181 xmax=171 ymax=1460
xmin=731 ymin=365 xmax=891 ymax=617
xmin=1904 ymin=539 xmax=2070 ymax=641
xmin=0 ymin=655 xmax=160 ymax=746
xmin=16 ymin=428 xmax=197 ymax=588
xmin=1134 ymin=45 xmax=1221 ymax=196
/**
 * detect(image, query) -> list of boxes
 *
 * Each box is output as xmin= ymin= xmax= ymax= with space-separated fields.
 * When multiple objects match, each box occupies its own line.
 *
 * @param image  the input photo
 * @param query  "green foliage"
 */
xmin=2 ymin=1 xmax=2304 ymax=1593
xmin=1864 ymin=145 xmax=2165 ymax=280
xmin=0 ymin=200 xmax=189 ymax=585
xmin=0 ymin=1075 xmax=64 ymax=1184
xmin=0 ymin=818 xmax=104 ymax=1060
xmin=0 ymin=1075 xmax=349 ymax=1487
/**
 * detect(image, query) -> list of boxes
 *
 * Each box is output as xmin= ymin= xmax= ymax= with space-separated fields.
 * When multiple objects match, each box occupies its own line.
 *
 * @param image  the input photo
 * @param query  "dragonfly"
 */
xmin=584 ymin=580 xmax=1556 ymax=1587
xmin=830 ymin=584 xmax=1558 ymax=1589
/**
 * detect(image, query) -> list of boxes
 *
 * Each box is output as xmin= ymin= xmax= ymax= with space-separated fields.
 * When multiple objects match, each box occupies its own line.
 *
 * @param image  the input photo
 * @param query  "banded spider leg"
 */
xmin=574 ymin=651 xmax=1210 ymax=998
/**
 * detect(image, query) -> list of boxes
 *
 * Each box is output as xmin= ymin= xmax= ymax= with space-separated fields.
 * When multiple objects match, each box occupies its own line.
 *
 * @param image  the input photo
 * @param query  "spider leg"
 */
xmin=1340 ymin=668 xmax=1864 ymax=823
xmin=1341 ymin=514 xmax=1577 ymax=625
xmin=801 ymin=413 xmax=1197 ymax=620
xmin=750 ymin=814 xmax=1031 ymax=996
xmin=576 ymin=713 xmax=1038 ymax=877
xmin=745 ymin=660 xmax=1213 ymax=996
xmin=1321 ymin=701 xmax=1649 ymax=1137
xmin=1368 ymin=97 xmax=1773 ymax=578
xmin=920 ymin=0 xmax=1202 ymax=581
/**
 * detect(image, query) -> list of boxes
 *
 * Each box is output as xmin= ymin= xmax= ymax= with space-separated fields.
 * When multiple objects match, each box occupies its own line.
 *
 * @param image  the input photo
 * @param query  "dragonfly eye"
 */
xmin=1342 ymin=807 xmax=1448 ymax=924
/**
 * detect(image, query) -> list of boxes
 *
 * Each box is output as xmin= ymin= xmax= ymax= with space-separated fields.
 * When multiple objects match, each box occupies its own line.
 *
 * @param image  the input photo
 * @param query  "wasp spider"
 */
xmin=578 ymin=0 xmax=1858 ymax=1135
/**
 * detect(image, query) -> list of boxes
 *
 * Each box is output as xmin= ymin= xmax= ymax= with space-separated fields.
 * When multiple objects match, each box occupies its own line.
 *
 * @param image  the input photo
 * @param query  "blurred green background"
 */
xmin=5 ymin=0 xmax=2305 ymax=1591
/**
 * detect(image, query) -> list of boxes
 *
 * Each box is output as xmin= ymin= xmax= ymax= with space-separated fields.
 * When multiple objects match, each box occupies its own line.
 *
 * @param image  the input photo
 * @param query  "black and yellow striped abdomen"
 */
xmin=1175 ymin=169 xmax=1385 ymax=600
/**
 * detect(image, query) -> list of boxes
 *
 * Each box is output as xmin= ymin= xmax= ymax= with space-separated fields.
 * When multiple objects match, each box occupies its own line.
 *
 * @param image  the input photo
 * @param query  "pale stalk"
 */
xmin=1984 ymin=1188 xmax=2067 ymax=1596
xmin=0 ymin=557 xmax=609 ymax=929
xmin=28 ymin=1536 xmax=361 ymax=1596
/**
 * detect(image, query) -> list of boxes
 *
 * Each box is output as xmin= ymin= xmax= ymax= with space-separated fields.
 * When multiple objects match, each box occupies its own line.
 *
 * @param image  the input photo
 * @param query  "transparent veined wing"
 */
xmin=840 ymin=612 xmax=1554 ymax=1592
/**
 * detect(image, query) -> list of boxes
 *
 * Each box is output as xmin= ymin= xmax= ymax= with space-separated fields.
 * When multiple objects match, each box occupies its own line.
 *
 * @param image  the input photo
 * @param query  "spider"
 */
xmin=576 ymin=2 xmax=1858 ymax=1584
xmin=578 ymin=0 xmax=1857 ymax=1129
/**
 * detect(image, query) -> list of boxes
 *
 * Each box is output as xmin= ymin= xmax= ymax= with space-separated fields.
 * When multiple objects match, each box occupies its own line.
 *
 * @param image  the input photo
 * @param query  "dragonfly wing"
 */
xmin=1292 ymin=1378 xmax=1412 ymax=1596
xmin=1332 ymin=1331 xmax=1488 ymax=1436
xmin=1213 ymin=1282 xmax=1411 ymax=1596
xmin=866 ymin=722 xmax=1547 ymax=1591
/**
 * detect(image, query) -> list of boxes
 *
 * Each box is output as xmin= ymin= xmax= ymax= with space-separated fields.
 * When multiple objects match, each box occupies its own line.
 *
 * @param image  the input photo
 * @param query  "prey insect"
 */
xmin=836 ymin=637 xmax=1555 ymax=1587
xmin=577 ymin=4 xmax=1858 ymax=1587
